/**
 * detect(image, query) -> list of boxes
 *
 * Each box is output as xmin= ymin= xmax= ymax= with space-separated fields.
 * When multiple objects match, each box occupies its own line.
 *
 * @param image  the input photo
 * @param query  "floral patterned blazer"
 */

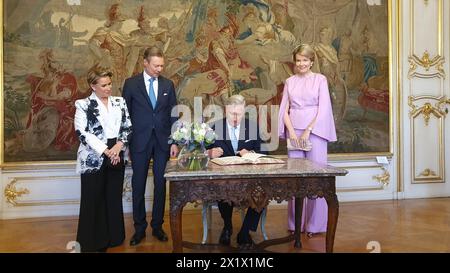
xmin=74 ymin=93 xmax=132 ymax=174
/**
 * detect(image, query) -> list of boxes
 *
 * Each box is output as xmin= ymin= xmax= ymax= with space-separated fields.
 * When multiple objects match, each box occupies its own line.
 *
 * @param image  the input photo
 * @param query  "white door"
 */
xmin=401 ymin=0 xmax=450 ymax=198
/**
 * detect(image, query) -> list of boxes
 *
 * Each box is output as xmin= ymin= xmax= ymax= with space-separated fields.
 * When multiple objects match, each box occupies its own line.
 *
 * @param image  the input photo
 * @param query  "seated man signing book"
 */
xmin=206 ymin=94 xmax=262 ymax=248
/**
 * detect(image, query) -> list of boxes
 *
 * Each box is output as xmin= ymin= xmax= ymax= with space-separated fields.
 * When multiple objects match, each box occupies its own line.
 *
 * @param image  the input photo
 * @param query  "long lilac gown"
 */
xmin=278 ymin=73 xmax=337 ymax=233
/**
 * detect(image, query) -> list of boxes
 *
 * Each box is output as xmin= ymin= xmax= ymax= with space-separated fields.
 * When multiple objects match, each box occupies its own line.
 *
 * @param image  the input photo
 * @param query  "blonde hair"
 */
xmin=225 ymin=94 xmax=246 ymax=106
xmin=87 ymin=68 xmax=113 ymax=86
xmin=292 ymin=43 xmax=316 ymax=62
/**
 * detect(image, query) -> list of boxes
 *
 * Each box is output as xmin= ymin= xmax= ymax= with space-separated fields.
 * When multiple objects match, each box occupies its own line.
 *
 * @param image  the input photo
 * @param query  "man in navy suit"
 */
xmin=207 ymin=95 xmax=262 ymax=248
xmin=122 ymin=46 xmax=178 ymax=245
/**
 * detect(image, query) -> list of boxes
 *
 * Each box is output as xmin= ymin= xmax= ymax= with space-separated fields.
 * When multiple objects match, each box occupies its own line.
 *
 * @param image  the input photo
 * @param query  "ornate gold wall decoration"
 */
xmin=408 ymin=61 xmax=417 ymax=77
xmin=419 ymin=168 xmax=437 ymax=177
xmin=408 ymin=96 xmax=448 ymax=126
xmin=409 ymin=95 xmax=446 ymax=184
xmin=408 ymin=51 xmax=446 ymax=79
xmin=409 ymin=0 xmax=445 ymax=79
xmin=372 ymin=168 xmax=390 ymax=187
xmin=419 ymin=103 xmax=433 ymax=125
xmin=2 ymin=174 xmax=151 ymax=207
xmin=436 ymin=62 xmax=445 ymax=78
xmin=333 ymin=165 xmax=389 ymax=193
xmin=420 ymin=51 xmax=433 ymax=70
xmin=4 ymin=179 xmax=30 ymax=206
xmin=437 ymin=97 xmax=450 ymax=113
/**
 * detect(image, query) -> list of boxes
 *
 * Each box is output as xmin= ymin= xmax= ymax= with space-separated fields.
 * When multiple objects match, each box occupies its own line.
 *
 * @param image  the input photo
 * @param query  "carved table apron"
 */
xmin=165 ymin=158 xmax=348 ymax=253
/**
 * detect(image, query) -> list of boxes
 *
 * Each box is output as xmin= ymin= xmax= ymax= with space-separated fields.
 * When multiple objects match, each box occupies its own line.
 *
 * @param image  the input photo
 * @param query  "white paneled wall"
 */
xmin=401 ymin=0 xmax=450 ymax=199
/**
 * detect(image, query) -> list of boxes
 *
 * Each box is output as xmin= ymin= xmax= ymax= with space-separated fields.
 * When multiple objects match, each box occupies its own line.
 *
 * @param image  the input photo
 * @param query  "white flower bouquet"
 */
xmin=169 ymin=121 xmax=216 ymax=149
xmin=169 ymin=121 xmax=216 ymax=170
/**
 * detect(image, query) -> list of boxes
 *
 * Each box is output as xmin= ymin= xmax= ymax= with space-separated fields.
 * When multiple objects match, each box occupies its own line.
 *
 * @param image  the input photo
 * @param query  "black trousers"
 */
xmin=218 ymin=201 xmax=261 ymax=235
xmin=76 ymin=160 xmax=125 ymax=252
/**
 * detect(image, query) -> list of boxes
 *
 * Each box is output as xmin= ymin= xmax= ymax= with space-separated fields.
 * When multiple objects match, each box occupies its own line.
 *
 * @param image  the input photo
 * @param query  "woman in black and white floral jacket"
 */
xmin=74 ymin=68 xmax=132 ymax=252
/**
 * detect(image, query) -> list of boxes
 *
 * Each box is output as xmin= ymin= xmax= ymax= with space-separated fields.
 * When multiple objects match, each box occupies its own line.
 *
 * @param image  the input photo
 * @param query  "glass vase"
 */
xmin=177 ymin=145 xmax=209 ymax=171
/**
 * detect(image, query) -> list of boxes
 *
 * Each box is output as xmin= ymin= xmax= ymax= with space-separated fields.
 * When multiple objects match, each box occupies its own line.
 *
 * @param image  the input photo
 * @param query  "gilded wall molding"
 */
xmin=372 ymin=168 xmax=390 ymax=187
xmin=4 ymin=179 xmax=30 ymax=206
xmin=408 ymin=95 xmax=448 ymax=125
xmin=336 ymin=165 xmax=391 ymax=187
xmin=2 ymin=175 xmax=137 ymax=207
xmin=419 ymin=168 xmax=437 ymax=177
xmin=336 ymin=165 xmax=391 ymax=192
xmin=409 ymin=0 xmax=445 ymax=79
xmin=437 ymin=97 xmax=450 ymax=111
xmin=408 ymin=51 xmax=445 ymax=79
xmin=409 ymin=96 xmax=445 ymax=184
xmin=337 ymin=185 xmax=384 ymax=193
xmin=397 ymin=0 xmax=403 ymax=193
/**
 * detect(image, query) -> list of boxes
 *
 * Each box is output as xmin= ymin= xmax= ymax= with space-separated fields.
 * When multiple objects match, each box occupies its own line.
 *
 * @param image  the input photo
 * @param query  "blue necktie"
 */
xmin=231 ymin=126 xmax=238 ymax=153
xmin=148 ymin=77 xmax=157 ymax=108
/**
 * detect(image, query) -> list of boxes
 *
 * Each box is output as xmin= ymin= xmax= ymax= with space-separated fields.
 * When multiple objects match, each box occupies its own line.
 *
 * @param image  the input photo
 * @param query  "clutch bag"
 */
xmin=286 ymin=139 xmax=312 ymax=152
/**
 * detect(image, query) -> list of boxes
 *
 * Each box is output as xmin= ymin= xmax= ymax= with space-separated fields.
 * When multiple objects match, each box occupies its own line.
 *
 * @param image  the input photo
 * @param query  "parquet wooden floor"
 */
xmin=1 ymin=198 xmax=449 ymax=253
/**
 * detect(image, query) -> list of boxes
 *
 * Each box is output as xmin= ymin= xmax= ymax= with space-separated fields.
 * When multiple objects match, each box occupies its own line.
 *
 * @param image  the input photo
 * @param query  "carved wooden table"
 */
xmin=164 ymin=158 xmax=348 ymax=253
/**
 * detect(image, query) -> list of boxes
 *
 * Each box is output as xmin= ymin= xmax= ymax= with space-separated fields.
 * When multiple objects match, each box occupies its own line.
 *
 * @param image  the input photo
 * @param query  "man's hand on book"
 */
xmin=208 ymin=147 xmax=224 ymax=159
xmin=237 ymin=149 xmax=252 ymax=156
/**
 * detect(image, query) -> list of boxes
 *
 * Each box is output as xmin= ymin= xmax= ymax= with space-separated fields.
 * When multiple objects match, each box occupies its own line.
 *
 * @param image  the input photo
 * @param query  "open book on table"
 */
xmin=210 ymin=152 xmax=285 ymax=166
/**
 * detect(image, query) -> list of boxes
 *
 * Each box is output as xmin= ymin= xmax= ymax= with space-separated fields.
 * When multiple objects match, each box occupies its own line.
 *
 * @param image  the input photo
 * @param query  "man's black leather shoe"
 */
xmin=129 ymin=232 xmax=146 ymax=246
xmin=237 ymin=232 xmax=255 ymax=249
xmin=218 ymin=228 xmax=232 ymax=246
xmin=152 ymin=228 xmax=169 ymax=242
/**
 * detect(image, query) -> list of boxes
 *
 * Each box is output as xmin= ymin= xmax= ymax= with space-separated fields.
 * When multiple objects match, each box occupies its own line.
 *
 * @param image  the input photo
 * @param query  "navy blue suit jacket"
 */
xmin=208 ymin=118 xmax=262 ymax=156
xmin=122 ymin=73 xmax=177 ymax=153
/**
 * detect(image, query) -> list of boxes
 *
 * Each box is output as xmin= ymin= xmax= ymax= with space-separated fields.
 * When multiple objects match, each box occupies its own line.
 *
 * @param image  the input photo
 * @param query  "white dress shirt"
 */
xmin=226 ymin=122 xmax=240 ymax=140
xmin=94 ymin=93 xmax=120 ymax=139
xmin=143 ymin=71 xmax=158 ymax=100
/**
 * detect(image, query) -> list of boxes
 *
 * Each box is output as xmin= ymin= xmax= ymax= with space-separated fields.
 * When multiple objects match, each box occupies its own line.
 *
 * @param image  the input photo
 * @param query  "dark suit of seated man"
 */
xmin=207 ymin=94 xmax=263 ymax=248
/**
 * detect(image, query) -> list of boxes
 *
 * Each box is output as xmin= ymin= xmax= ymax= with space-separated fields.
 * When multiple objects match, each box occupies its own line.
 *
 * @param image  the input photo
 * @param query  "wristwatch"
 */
xmin=307 ymin=126 xmax=313 ymax=131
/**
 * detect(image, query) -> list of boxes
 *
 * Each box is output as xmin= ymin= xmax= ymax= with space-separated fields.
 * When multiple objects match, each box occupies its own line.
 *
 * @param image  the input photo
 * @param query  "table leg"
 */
xmin=170 ymin=205 xmax=184 ymax=253
xmin=294 ymin=196 xmax=303 ymax=248
xmin=325 ymin=193 xmax=339 ymax=253
xmin=170 ymin=181 xmax=185 ymax=253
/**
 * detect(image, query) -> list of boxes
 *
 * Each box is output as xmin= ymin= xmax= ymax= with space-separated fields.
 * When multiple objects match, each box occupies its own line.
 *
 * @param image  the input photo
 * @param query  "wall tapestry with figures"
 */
xmin=2 ymin=0 xmax=390 ymax=163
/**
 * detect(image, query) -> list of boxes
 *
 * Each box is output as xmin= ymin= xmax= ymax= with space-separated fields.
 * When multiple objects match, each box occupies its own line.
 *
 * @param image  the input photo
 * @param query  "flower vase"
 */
xmin=177 ymin=145 xmax=209 ymax=171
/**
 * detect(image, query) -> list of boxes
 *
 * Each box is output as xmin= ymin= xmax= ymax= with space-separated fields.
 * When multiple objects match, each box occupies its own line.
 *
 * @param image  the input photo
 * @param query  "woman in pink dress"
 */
xmin=278 ymin=44 xmax=337 ymax=236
